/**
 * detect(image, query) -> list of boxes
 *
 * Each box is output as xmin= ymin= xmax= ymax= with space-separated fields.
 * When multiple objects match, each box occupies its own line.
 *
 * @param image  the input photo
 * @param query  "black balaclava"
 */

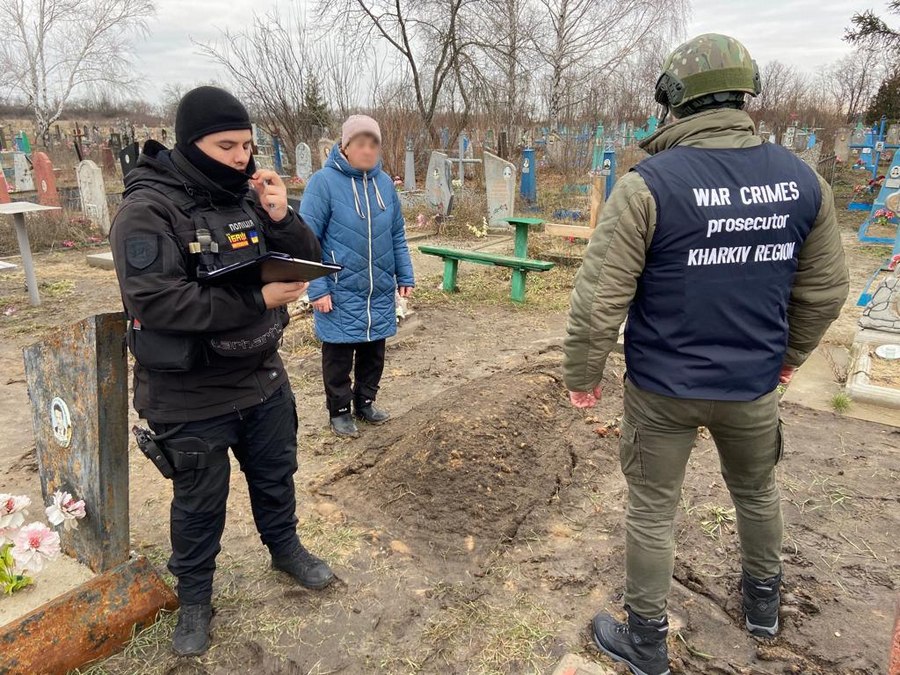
xmin=175 ymin=86 xmax=255 ymax=193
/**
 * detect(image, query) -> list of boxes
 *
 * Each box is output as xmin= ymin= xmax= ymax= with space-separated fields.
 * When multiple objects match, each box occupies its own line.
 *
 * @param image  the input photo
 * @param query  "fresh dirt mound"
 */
xmin=318 ymin=355 xmax=581 ymax=557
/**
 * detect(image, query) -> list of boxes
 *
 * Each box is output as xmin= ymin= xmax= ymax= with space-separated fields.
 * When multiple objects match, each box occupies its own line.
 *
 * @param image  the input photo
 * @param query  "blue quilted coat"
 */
xmin=300 ymin=143 xmax=415 ymax=344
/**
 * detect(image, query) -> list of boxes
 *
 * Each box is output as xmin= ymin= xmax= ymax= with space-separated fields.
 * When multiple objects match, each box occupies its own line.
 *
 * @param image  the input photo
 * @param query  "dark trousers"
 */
xmin=321 ymin=339 xmax=387 ymax=416
xmin=148 ymin=384 xmax=300 ymax=604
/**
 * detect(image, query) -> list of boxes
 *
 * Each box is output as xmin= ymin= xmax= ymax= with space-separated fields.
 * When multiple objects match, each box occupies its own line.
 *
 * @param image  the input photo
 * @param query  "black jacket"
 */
xmin=110 ymin=141 xmax=321 ymax=422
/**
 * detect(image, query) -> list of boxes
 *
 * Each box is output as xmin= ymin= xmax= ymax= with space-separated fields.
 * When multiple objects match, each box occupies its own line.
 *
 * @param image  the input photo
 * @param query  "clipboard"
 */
xmin=199 ymin=252 xmax=342 ymax=286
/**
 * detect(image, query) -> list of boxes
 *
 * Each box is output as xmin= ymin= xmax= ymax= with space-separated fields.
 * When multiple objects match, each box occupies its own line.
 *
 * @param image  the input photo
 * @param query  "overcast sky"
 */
xmin=132 ymin=0 xmax=885 ymax=100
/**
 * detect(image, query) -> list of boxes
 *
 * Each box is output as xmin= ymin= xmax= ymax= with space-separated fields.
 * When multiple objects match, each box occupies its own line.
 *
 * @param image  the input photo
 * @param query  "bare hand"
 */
xmin=311 ymin=295 xmax=333 ymax=313
xmin=250 ymin=170 xmax=289 ymax=222
xmin=398 ymin=286 xmax=414 ymax=299
xmin=779 ymin=365 xmax=797 ymax=385
xmin=569 ymin=386 xmax=602 ymax=409
xmin=262 ymin=281 xmax=308 ymax=309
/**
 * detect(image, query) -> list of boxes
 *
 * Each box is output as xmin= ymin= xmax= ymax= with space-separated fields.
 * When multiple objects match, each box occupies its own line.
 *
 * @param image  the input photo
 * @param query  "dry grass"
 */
xmin=422 ymin=584 xmax=557 ymax=674
xmin=0 ymin=210 xmax=103 ymax=256
xmin=415 ymin=264 xmax=576 ymax=313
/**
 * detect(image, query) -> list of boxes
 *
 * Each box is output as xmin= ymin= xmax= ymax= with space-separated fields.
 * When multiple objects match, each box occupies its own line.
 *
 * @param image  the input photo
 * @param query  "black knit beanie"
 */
xmin=175 ymin=86 xmax=252 ymax=149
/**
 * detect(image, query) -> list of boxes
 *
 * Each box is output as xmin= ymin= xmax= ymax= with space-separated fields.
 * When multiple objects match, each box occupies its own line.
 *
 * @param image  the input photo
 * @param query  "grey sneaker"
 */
xmin=592 ymin=606 xmax=670 ymax=675
xmin=742 ymin=570 xmax=781 ymax=637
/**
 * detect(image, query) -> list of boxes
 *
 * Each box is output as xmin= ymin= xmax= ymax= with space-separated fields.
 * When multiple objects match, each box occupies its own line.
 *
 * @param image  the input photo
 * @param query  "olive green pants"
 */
xmin=619 ymin=378 xmax=784 ymax=619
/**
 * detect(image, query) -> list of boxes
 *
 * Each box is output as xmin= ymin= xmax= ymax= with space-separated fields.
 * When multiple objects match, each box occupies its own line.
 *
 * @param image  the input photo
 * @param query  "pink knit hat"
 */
xmin=342 ymin=114 xmax=381 ymax=147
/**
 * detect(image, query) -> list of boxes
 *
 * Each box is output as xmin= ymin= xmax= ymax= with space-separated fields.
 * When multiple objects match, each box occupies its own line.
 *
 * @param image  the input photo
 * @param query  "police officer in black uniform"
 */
xmin=111 ymin=87 xmax=334 ymax=656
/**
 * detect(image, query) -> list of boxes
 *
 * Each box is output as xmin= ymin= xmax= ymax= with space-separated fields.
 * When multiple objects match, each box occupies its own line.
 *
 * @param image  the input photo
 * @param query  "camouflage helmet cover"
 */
xmin=655 ymin=33 xmax=762 ymax=108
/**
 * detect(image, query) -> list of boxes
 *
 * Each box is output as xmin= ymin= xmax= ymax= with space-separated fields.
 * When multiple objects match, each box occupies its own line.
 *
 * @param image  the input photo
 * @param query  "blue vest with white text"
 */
xmin=628 ymin=143 xmax=821 ymax=400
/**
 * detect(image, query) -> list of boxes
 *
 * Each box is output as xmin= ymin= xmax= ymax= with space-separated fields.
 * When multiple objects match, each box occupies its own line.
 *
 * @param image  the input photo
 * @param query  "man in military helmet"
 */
xmin=564 ymin=34 xmax=849 ymax=674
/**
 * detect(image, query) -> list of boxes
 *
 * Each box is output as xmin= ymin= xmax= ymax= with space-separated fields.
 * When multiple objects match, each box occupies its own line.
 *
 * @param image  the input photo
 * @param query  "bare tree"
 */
xmin=822 ymin=47 xmax=883 ymax=123
xmin=468 ymin=0 xmax=539 ymax=134
xmin=748 ymin=60 xmax=811 ymax=138
xmin=324 ymin=0 xmax=481 ymax=144
xmin=196 ymin=5 xmax=331 ymax=154
xmin=0 ymin=0 xmax=154 ymax=144
xmin=534 ymin=0 xmax=687 ymax=129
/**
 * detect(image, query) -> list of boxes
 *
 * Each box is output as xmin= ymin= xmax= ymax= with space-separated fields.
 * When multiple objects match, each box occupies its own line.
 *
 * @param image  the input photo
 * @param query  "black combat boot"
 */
xmin=742 ymin=570 xmax=782 ymax=637
xmin=354 ymin=397 xmax=390 ymax=425
xmin=172 ymin=602 xmax=213 ymax=657
xmin=330 ymin=405 xmax=360 ymax=437
xmin=592 ymin=605 xmax=670 ymax=675
xmin=272 ymin=543 xmax=335 ymax=590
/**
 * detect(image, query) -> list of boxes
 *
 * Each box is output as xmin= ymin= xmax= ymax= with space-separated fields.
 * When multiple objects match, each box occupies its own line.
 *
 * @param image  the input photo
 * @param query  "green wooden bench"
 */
xmin=419 ymin=245 xmax=555 ymax=303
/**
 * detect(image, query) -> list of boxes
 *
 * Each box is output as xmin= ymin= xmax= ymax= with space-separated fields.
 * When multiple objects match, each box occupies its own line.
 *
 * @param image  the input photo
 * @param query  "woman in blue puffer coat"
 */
xmin=300 ymin=115 xmax=415 ymax=437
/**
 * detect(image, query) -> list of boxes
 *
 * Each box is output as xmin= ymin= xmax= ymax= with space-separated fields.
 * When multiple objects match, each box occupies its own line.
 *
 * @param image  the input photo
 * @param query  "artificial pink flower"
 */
xmin=0 ymin=495 xmax=31 ymax=529
xmin=11 ymin=522 xmax=60 ymax=574
xmin=45 ymin=491 xmax=87 ymax=531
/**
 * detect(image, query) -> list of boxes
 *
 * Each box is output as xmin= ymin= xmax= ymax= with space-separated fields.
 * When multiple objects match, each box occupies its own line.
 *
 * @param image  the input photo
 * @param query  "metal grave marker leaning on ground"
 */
xmin=1 ymin=313 xmax=177 ymax=674
xmin=23 ymin=313 xmax=130 ymax=573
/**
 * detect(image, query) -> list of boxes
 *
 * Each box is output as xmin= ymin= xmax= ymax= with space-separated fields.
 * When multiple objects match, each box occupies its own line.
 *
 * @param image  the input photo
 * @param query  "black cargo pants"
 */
xmin=148 ymin=383 xmax=301 ymax=604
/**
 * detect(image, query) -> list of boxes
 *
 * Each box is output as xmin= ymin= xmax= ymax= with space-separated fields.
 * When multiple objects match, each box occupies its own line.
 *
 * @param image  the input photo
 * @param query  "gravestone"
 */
xmin=295 ymin=142 xmax=312 ymax=180
xmin=109 ymin=132 xmax=123 ymax=156
xmin=483 ymin=152 xmax=516 ymax=226
xmin=23 ymin=313 xmax=129 ymax=573
xmin=119 ymin=142 xmax=139 ymax=178
xmin=888 ymin=124 xmax=900 ymax=147
xmin=76 ymin=160 xmax=111 ymax=235
xmin=272 ymin=137 xmax=284 ymax=174
xmin=13 ymin=152 xmax=34 ymax=192
xmin=440 ymin=127 xmax=450 ymax=150
xmin=520 ymin=147 xmax=536 ymax=203
xmin=0 ymin=156 xmax=9 ymax=204
xmin=834 ymin=127 xmax=851 ymax=163
xmin=255 ymin=154 xmax=276 ymax=171
xmin=860 ymin=270 xmax=900 ymax=332
xmin=498 ymin=130 xmax=509 ymax=160
xmin=425 ymin=151 xmax=453 ymax=216
xmin=404 ymin=138 xmax=415 ymax=191
xmin=484 ymin=128 xmax=495 ymax=153
xmin=850 ymin=126 xmax=867 ymax=147
xmin=101 ymin=146 xmax=116 ymax=176
xmin=32 ymin=152 xmax=60 ymax=207
xmin=782 ymin=126 xmax=796 ymax=150
xmin=317 ymin=138 xmax=334 ymax=168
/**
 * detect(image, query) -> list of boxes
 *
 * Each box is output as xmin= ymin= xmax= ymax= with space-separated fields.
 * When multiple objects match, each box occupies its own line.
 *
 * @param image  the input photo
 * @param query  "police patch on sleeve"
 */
xmin=125 ymin=235 xmax=159 ymax=270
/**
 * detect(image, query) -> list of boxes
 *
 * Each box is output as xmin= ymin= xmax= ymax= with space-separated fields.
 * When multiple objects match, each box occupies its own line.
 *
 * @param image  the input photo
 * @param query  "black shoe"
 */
xmin=592 ymin=606 xmax=670 ymax=675
xmin=355 ymin=398 xmax=390 ymax=425
xmin=172 ymin=602 xmax=212 ymax=657
xmin=743 ymin=570 xmax=781 ymax=637
xmin=272 ymin=544 xmax=335 ymax=590
xmin=330 ymin=412 xmax=359 ymax=437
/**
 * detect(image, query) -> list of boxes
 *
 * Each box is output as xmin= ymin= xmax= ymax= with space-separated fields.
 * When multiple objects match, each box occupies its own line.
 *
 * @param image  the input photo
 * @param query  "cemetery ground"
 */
xmin=0 ymin=185 xmax=897 ymax=674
